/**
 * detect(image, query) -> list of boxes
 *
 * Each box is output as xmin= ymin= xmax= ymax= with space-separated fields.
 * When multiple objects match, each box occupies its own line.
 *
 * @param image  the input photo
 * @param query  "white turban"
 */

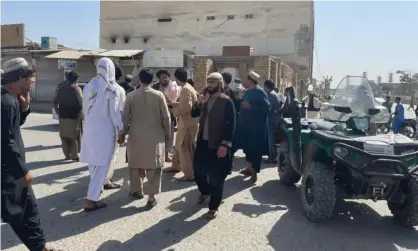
xmin=96 ymin=57 xmax=116 ymax=86
xmin=207 ymin=72 xmax=223 ymax=81
xmin=85 ymin=57 xmax=118 ymax=115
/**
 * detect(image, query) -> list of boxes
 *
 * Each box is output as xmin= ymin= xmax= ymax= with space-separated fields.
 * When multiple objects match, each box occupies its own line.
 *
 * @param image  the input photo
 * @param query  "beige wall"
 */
xmin=100 ymin=1 xmax=314 ymax=80
xmin=1 ymin=23 xmax=25 ymax=47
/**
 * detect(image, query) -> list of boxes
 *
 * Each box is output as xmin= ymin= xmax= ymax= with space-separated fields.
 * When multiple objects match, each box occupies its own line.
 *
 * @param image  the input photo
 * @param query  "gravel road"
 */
xmin=2 ymin=113 xmax=418 ymax=251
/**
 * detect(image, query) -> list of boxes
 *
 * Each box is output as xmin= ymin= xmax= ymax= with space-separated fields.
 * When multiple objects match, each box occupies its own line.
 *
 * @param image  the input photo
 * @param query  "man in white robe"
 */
xmin=103 ymin=66 xmax=127 ymax=190
xmin=80 ymin=57 xmax=124 ymax=211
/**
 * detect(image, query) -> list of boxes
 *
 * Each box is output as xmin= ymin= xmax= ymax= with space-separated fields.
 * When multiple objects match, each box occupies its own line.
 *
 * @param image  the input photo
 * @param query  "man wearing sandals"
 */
xmin=119 ymin=69 xmax=171 ymax=207
xmin=1 ymin=58 xmax=59 ymax=251
xmin=191 ymin=72 xmax=236 ymax=219
xmin=165 ymin=68 xmax=198 ymax=181
xmin=80 ymin=58 xmax=124 ymax=211
xmin=234 ymin=71 xmax=270 ymax=183
xmin=103 ymin=61 xmax=126 ymax=190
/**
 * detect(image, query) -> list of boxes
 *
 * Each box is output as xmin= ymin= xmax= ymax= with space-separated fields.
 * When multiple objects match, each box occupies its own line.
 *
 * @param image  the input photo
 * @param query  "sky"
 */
xmin=1 ymin=1 xmax=418 ymax=87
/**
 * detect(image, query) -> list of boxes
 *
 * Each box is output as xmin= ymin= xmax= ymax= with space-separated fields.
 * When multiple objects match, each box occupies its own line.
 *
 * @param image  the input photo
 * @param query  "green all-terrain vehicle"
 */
xmin=276 ymin=76 xmax=418 ymax=227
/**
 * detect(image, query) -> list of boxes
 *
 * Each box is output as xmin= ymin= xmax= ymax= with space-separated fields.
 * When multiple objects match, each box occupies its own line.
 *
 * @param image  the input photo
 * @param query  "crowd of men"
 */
xmin=1 ymin=56 xmax=291 ymax=250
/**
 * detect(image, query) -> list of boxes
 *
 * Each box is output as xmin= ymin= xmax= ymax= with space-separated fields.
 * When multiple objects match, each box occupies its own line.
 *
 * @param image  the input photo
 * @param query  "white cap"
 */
xmin=207 ymin=72 xmax=223 ymax=81
xmin=3 ymin=57 xmax=30 ymax=74
xmin=248 ymin=71 xmax=260 ymax=81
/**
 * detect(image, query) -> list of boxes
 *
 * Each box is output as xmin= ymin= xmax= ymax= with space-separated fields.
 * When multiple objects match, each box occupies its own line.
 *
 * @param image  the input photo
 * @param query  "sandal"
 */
xmin=250 ymin=172 xmax=258 ymax=183
xmin=43 ymin=247 xmax=63 ymax=251
xmin=239 ymin=168 xmax=252 ymax=176
xmin=177 ymin=176 xmax=195 ymax=182
xmin=129 ymin=192 xmax=144 ymax=200
xmin=104 ymin=182 xmax=122 ymax=190
xmin=203 ymin=210 xmax=218 ymax=220
xmin=197 ymin=194 xmax=209 ymax=204
xmin=163 ymin=167 xmax=180 ymax=173
xmin=146 ymin=199 xmax=158 ymax=208
xmin=84 ymin=201 xmax=107 ymax=212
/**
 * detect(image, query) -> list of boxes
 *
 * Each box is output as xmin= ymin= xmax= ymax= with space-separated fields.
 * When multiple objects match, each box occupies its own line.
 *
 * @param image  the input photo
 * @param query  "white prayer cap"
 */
xmin=207 ymin=72 xmax=223 ymax=81
xmin=248 ymin=71 xmax=260 ymax=81
xmin=3 ymin=57 xmax=30 ymax=74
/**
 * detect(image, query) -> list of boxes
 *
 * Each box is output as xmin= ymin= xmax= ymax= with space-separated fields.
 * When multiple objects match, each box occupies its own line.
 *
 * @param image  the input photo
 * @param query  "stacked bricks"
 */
xmin=253 ymin=56 xmax=271 ymax=86
xmin=193 ymin=56 xmax=214 ymax=91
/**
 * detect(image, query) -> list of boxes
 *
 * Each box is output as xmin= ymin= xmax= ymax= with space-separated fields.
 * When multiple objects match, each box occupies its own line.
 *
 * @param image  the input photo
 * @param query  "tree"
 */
xmin=396 ymin=70 xmax=418 ymax=96
xmin=396 ymin=70 xmax=418 ymax=84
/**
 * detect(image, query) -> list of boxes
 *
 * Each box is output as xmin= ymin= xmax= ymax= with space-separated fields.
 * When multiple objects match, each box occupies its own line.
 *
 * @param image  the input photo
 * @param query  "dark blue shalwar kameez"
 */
xmin=234 ymin=86 xmax=270 ymax=173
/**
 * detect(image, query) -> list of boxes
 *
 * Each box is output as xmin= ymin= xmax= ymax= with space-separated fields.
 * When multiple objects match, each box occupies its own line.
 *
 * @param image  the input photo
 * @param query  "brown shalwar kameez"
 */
xmin=122 ymin=87 xmax=171 ymax=196
xmin=170 ymin=83 xmax=198 ymax=180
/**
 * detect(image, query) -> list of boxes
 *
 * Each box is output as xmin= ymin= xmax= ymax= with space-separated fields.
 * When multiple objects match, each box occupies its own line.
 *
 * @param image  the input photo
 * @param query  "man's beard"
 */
xmin=207 ymin=86 xmax=220 ymax=95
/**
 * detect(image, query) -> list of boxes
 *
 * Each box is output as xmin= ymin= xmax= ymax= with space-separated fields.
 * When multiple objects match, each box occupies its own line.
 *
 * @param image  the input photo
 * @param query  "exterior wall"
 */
xmin=1 ymin=24 xmax=25 ymax=47
xmin=33 ymin=58 xmax=62 ymax=102
xmin=1 ymin=49 xmax=144 ymax=102
xmin=253 ymin=57 xmax=270 ymax=86
xmin=193 ymin=57 xmax=214 ymax=91
xmin=281 ymin=63 xmax=294 ymax=88
xmin=100 ymin=1 xmax=314 ymax=79
xmin=192 ymin=55 xmax=293 ymax=92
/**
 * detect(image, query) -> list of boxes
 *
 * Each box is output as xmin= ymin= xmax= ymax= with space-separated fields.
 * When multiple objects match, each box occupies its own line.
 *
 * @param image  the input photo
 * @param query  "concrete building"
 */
xmin=100 ymin=1 xmax=314 ymax=80
xmin=1 ymin=48 xmax=144 ymax=103
xmin=1 ymin=23 xmax=25 ymax=47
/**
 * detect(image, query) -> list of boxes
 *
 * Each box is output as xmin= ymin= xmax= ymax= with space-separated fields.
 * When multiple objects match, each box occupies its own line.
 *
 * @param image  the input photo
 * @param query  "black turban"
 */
xmin=113 ymin=60 xmax=124 ymax=81
xmin=66 ymin=71 xmax=79 ymax=84
xmin=156 ymin=69 xmax=170 ymax=78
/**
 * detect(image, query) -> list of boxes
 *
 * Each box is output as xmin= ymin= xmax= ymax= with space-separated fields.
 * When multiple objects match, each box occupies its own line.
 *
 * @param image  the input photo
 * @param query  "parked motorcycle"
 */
xmin=377 ymin=119 xmax=416 ymax=139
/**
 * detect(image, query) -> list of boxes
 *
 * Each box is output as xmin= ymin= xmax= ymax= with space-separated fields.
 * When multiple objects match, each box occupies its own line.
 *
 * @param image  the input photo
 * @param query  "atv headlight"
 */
xmin=334 ymin=147 xmax=349 ymax=158
xmin=353 ymin=117 xmax=369 ymax=131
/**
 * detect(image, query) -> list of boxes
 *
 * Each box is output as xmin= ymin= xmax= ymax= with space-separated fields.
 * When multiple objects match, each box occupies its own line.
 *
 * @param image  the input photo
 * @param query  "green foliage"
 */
xmin=396 ymin=70 xmax=418 ymax=84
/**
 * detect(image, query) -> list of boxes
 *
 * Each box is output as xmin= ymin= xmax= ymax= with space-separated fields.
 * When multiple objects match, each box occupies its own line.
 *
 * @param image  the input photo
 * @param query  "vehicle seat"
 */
xmin=309 ymin=121 xmax=336 ymax=131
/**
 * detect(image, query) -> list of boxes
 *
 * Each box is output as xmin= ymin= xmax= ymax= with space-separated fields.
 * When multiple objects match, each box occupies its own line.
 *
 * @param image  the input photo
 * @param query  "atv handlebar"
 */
xmin=330 ymin=142 xmax=418 ymax=178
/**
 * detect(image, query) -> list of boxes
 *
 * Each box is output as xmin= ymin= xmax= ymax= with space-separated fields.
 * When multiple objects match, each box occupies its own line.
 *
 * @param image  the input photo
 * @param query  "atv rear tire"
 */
xmin=301 ymin=161 xmax=336 ymax=222
xmin=388 ymin=178 xmax=418 ymax=227
xmin=278 ymin=142 xmax=301 ymax=186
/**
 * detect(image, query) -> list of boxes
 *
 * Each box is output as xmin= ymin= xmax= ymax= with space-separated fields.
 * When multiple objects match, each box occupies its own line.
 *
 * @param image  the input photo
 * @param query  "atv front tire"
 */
xmin=301 ymin=161 xmax=336 ymax=222
xmin=388 ymin=178 xmax=418 ymax=227
xmin=278 ymin=142 xmax=301 ymax=186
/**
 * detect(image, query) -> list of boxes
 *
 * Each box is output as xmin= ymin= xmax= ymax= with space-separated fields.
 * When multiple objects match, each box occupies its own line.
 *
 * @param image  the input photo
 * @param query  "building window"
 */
xmin=158 ymin=18 xmax=172 ymax=23
xmin=206 ymin=16 xmax=215 ymax=20
xmin=245 ymin=14 xmax=254 ymax=19
xmin=227 ymin=15 xmax=235 ymax=20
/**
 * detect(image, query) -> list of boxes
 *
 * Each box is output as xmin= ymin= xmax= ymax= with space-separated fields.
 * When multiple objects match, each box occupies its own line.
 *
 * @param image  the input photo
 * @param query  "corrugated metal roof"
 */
xmin=87 ymin=50 xmax=143 ymax=58
xmin=45 ymin=49 xmax=144 ymax=60
xmin=83 ymin=49 xmax=107 ymax=56
xmin=45 ymin=50 xmax=89 ymax=60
